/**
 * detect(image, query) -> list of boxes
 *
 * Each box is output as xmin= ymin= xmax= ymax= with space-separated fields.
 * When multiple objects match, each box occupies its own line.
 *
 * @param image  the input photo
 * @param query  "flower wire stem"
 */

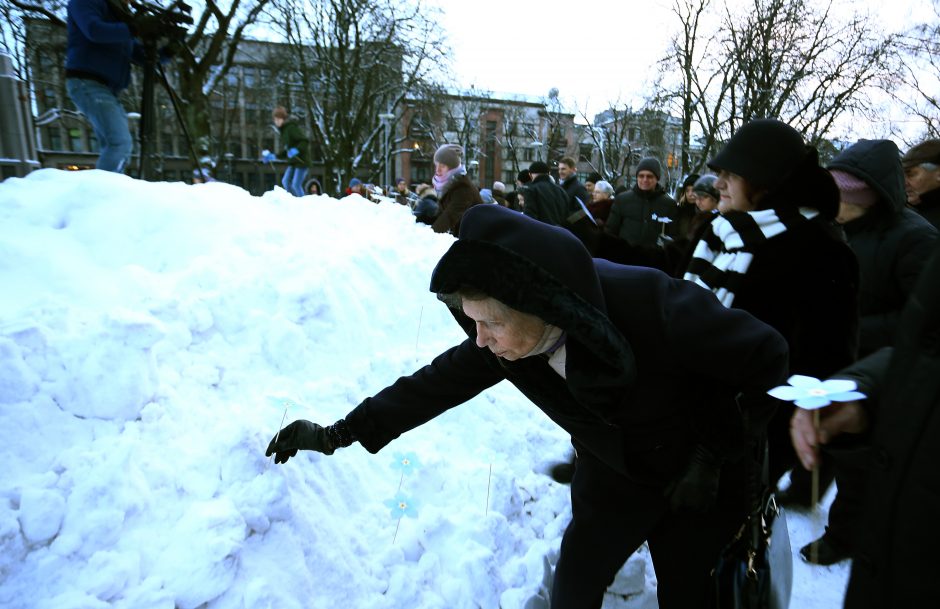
xmin=485 ymin=463 xmax=492 ymax=516
xmin=393 ymin=516 xmax=402 ymax=544
xmin=270 ymin=403 xmax=291 ymax=462
xmin=810 ymin=409 xmax=821 ymax=564
xmin=415 ymin=306 xmax=424 ymax=362
xmin=397 ymin=471 xmax=404 ymax=492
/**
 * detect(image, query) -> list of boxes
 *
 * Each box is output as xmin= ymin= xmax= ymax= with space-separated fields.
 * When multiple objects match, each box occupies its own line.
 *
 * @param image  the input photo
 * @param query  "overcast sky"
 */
xmin=433 ymin=0 xmax=934 ymax=134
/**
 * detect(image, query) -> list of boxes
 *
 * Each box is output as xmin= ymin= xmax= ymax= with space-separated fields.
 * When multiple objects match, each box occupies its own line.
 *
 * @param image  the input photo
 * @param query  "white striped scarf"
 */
xmin=683 ymin=207 xmax=819 ymax=307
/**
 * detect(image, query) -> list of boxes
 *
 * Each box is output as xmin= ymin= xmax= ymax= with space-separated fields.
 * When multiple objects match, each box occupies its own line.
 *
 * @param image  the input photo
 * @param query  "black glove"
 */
xmin=265 ymin=419 xmax=355 ymax=464
xmin=665 ymin=444 xmax=722 ymax=513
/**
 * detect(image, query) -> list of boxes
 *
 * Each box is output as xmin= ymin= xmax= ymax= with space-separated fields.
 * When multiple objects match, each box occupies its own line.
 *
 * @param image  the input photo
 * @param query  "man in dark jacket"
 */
xmin=605 ymin=157 xmax=676 ymax=247
xmin=558 ymin=156 xmax=590 ymax=210
xmin=784 ymin=139 xmax=938 ymax=564
xmin=65 ymin=0 xmax=143 ymax=173
xmin=790 ymin=240 xmax=940 ymax=608
xmin=265 ymin=204 xmax=789 ymax=609
xmin=523 ymin=161 xmax=574 ymax=226
xmin=902 ymin=139 xmax=940 ymax=229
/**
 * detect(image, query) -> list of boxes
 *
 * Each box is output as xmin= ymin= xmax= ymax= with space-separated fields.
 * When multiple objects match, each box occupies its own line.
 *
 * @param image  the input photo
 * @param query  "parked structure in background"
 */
xmin=0 ymin=52 xmax=40 ymax=180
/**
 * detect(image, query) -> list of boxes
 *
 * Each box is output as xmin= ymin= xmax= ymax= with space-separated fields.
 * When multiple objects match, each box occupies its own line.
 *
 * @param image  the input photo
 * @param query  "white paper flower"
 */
xmin=767 ymin=374 xmax=867 ymax=409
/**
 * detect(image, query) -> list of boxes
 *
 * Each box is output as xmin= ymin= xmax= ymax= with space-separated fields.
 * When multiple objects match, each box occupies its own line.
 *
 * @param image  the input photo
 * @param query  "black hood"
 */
xmin=429 ymin=205 xmax=636 ymax=419
xmin=828 ymin=139 xmax=907 ymax=214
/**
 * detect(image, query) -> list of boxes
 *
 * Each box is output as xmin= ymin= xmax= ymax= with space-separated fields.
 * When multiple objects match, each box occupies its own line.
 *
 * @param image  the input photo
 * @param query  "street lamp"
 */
xmin=378 ymin=111 xmax=394 ymax=190
xmin=530 ymin=140 xmax=543 ymax=162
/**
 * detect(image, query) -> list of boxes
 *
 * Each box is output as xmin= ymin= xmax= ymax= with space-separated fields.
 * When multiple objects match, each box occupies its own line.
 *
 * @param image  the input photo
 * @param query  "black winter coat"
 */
xmin=841 ymin=242 xmax=940 ymax=609
xmin=343 ymin=205 xmax=788 ymax=486
xmin=560 ymin=175 xmax=590 ymax=210
xmin=523 ymin=175 xmax=574 ymax=226
xmin=912 ymin=186 xmax=940 ymax=230
xmin=828 ymin=139 xmax=938 ymax=356
xmin=605 ymin=184 xmax=676 ymax=247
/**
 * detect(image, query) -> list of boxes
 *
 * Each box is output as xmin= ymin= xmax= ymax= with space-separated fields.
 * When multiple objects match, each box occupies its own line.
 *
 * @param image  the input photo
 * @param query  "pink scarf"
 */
xmin=433 ymin=165 xmax=467 ymax=194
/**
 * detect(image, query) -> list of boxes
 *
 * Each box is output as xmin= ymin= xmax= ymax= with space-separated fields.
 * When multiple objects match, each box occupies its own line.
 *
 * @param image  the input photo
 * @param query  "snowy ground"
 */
xmin=0 ymin=170 xmax=849 ymax=608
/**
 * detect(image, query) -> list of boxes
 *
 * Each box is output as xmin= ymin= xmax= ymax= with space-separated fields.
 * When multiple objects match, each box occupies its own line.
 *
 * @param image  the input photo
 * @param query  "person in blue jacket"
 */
xmin=264 ymin=204 xmax=790 ymax=609
xmin=65 ymin=0 xmax=145 ymax=173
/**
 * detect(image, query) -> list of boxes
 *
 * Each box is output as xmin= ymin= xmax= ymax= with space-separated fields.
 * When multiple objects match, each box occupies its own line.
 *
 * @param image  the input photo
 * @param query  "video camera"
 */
xmin=109 ymin=0 xmax=193 ymax=44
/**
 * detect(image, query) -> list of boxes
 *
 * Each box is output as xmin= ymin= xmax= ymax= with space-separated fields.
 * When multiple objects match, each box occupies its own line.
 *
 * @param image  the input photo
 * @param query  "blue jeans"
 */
xmin=282 ymin=166 xmax=308 ymax=197
xmin=66 ymin=78 xmax=133 ymax=173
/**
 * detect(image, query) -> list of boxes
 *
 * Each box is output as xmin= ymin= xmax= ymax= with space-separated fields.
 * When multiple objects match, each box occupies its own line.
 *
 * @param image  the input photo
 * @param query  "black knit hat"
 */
xmin=707 ymin=119 xmax=806 ymax=190
xmin=692 ymin=174 xmax=719 ymax=200
xmin=636 ymin=157 xmax=662 ymax=180
xmin=529 ymin=160 xmax=551 ymax=174
xmin=681 ymin=173 xmax=700 ymax=189
xmin=586 ymin=171 xmax=603 ymax=184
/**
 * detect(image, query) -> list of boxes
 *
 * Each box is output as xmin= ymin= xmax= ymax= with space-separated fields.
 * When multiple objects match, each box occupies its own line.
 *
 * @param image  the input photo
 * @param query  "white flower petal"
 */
xmin=788 ymin=374 xmax=823 ymax=388
xmin=768 ymin=386 xmax=807 ymax=401
xmin=819 ymin=379 xmax=857 ymax=394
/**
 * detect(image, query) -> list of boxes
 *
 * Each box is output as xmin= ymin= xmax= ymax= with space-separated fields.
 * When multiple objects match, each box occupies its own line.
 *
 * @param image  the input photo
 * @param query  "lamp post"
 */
xmin=378 ymin=111 xmax=394 ymax=190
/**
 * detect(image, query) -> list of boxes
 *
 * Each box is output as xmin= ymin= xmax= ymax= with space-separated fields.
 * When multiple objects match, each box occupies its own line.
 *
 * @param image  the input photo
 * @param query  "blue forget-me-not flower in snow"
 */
xmin=390 ymin=451 xmax=421 ymax=475
xmin=384 ymin=492 xmax=419 ymax=519
xmin=767 ymin=374 xmax=867 ymax=410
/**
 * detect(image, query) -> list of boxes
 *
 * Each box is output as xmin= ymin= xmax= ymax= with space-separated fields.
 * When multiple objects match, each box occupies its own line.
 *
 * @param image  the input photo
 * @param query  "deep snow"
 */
xmin=0 ymin=170 xmax=849 ymax=608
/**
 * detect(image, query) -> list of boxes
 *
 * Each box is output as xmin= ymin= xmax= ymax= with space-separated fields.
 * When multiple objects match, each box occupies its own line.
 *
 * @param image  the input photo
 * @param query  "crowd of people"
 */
xmin=64 ymin=1 xmax=940 ymax=605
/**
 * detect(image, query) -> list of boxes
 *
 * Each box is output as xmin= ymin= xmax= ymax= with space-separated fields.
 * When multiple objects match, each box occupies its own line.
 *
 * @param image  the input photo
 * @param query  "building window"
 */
xmin=46 ymin=128 xmax=61 ymax=150
xmin=68 ymin=128 xmax=83 ymax=151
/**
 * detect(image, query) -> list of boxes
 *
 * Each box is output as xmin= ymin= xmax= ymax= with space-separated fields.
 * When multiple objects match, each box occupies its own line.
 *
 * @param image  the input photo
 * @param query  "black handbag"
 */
xmin=709 ymin=443 xmax=793 ymax=609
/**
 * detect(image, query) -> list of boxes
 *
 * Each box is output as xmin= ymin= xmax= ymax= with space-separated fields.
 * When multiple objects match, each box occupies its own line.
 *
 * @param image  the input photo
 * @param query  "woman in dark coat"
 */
xmin=682 ymin=119 xmax=860 ymax=485
xmin=265 ymin=204 xmax=789 ymax=609
xmin=791 ymin=240 xmax=940 ymax=608
xmin=429 ymin=143 xmax=482 ymax=235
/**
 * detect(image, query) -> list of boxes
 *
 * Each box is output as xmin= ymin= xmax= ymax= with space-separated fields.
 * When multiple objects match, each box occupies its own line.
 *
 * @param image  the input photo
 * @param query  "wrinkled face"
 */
xmin=462 ymin=297 xmax=544 ymax=361
xmin=905 ymin=164 xmax=940 ymax=204
xmin=557 ymin=163 xmax=574 ymax=181
xmin=592 ymin=188 xmax=611 ymax=202
xmin=715 ymin=170 xmax=757 ymax=213
xmin=636 ymin=170 xmax=657 ymax=191
xmin=694 ymin=193 xmax=718 ymax=212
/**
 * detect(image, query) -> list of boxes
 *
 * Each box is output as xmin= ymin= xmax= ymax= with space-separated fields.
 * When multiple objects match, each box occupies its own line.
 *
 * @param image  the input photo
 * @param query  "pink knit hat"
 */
xmin=829 ymin=169 xmax=878 ymax=208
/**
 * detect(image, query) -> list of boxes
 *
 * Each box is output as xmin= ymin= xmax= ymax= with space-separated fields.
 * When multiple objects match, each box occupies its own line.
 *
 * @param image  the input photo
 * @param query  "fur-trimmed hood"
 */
xmin=429 ymin=205 xmax=637 ymax=421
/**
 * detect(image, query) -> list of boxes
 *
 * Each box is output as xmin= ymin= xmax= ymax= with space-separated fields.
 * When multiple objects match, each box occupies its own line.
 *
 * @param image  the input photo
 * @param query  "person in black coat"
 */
xmin=790 ymin=239 xmax=940 ymax=608
xmin=785 ymin=139 xmax=938 ymax=565
xmin=604 ymin=158 xmax=676 ymax=248
xmin=523 ymin=161 xmax=574 ymax=226
xmin=830 ymin=139 xmax=938 ymax=356
xmin=683 ymin=119 xmax=860 ymax=486
xmin=558 ymin=156 xmax=590 ymax=209
xmin=265 ymin=204 xmax=789 ymax=609
xmin=901 ymin=139 xmax=940 ymax=229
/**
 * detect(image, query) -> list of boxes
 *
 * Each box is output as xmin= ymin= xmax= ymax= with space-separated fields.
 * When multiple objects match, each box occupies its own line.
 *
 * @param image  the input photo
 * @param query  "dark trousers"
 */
xmin=550 ymin=449 xmax=750 ymax=609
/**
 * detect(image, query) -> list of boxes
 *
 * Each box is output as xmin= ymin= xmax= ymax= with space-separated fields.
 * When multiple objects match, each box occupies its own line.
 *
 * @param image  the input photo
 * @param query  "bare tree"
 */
xmin=654 ymin=0 xmax=898 ymax=168
xmin=579 ymin=101 xmax=636 ymax=186
xmin=890 ymin=1 xmax=940 ymax=140
xmin=270 ymin=0 xmax=445 ymax=193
